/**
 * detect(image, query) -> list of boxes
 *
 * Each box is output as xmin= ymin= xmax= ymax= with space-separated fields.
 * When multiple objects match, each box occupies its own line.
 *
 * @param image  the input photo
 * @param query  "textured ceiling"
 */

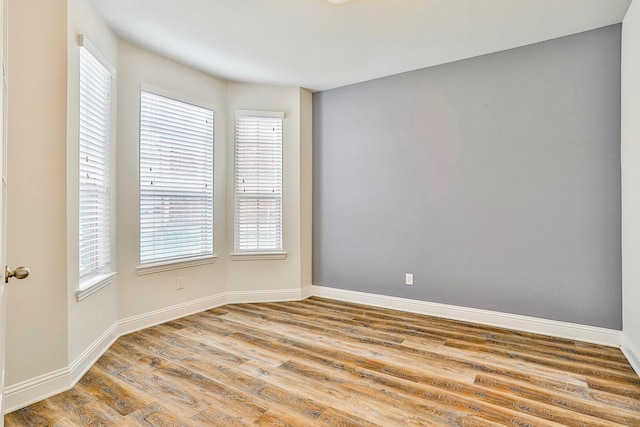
xmin=90 ymin=0 xmax=633 ymax=91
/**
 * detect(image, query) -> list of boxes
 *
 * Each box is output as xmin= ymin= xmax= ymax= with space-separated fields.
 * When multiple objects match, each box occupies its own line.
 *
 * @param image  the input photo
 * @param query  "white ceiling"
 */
xmin=89 ymin=0 xmax=633 ymax=91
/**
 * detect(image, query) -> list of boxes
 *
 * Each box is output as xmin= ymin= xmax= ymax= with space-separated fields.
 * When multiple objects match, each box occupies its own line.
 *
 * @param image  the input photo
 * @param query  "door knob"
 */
xmin=5 ymin=265 xmax=30 ymax=283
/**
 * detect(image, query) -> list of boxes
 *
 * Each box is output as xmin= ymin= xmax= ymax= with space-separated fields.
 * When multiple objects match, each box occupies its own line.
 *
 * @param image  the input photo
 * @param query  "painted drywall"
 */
xmin=622 ymin=0 xmax=640 ymax=362
xmin=225 ymin=84 xmax=312 ymax=293
xmin=313 ymin=25 xmax=622 ymax=329
xmin=5 ymin=0 xmax=69 ymax=384
xmin=300 ymin=88 xmax=313 ymax=290
xmin=66 ymin=0 xmax=118 ymax=367
xmin=116 ymin=40 xmax=228 ymax=320
xmin=2 ymin=27 xmax=313 ymax=407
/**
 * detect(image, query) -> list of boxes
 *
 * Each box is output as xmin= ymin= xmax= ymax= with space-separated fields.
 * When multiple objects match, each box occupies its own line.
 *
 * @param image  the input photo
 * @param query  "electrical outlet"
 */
xmin=176 ymin=276 xmax=184 ymax=290
xmin=405 ymin=273 xmax=414 ymax=286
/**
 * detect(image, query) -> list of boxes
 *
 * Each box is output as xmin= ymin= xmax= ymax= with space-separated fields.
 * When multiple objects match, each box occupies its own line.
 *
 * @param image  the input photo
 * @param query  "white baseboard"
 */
xmin=119 ymin=288 xmax=308 ymax=337
xmin=301 ymin=286 xmax=313 ymax=299
xmin=3 ymin=367 xmax=71 ymax=414
xmin=3 ymin=285 xmax=627 ymax=413
xmin=227 ymin=287 xmax=310 ymax=304
xmin=3 ymin=287 xmax=306 ymax=413
xmin=68 ymin=323 xmax=119 ymax=386
xmin=312 ymin=286 xmax=622 ymax=347
xmin=622 ymin=334 xmax=640 ymax=377
xmin=118 ymin=293 xmax=227 ymax=336
xmin=3 ymin=323 xmax=119 ymax=413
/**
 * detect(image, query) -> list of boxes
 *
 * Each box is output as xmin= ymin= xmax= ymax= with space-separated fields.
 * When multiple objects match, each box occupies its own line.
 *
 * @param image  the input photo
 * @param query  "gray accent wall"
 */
xmin=313 ymin=25 xmax=622 ymax=329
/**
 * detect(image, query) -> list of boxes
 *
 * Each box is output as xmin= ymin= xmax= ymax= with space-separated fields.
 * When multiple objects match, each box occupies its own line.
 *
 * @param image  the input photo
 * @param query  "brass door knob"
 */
xmin=5 ymin=265 xmax=30 ymax=283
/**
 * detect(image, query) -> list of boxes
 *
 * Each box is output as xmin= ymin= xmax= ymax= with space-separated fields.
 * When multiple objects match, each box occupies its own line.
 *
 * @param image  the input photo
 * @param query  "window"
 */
xmin=233 ymin=110 xmax=284 ymax=255
xmin=139 ymin=90 xmax=214 ymax=266
xmin=78 ymin=36 xmax=114 ymax=286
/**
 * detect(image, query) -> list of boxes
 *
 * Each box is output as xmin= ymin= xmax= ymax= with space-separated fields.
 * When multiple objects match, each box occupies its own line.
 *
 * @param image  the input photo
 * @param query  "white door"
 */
xmin=0 ymin=0 xmax=7 ymax=421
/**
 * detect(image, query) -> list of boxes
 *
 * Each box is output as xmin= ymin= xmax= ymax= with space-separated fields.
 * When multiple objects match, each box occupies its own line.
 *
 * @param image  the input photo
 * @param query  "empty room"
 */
xmin=1 ymin=0 xmax=639 ymax=425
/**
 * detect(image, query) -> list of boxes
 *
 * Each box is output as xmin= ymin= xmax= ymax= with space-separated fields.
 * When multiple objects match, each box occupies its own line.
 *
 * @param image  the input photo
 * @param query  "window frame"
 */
xmin=231 ymin=110 xmax=286 ymax=260
xmin=136 ymin=85 xmax=217 ymax=274
xmin=77 ymin=35 xmax=116 ymax=298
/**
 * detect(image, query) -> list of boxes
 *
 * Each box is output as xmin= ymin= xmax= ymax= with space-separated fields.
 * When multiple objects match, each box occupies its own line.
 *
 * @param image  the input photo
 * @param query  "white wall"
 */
xmin=115 ymin=45 xmax=315 ymax=318
xmin=66 ymin=0 xmax=119 ymax=367
xmin=225 ymin=84 xmax=312 ymax=294
xmin=116 ymin=40 xmax=228 ymax=320
xmin=3 ymin=21 xmax=314 ymax=408
xmin=622 ymin=0 xmax=640 ymax=372
xmin=300 ymin=88 xmax=313 ymax=291
xmin=3 ymin=8 xmax=314 ymax=404
xmin=5 ymin=0 xmax=69 ymax=385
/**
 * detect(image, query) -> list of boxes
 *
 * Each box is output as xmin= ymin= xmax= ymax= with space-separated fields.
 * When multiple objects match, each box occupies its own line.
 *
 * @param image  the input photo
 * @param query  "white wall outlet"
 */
xmin=405 ymin=273 xmax=414 ymax=286
xmin=176 ymin=276 xmax=184 ymax=290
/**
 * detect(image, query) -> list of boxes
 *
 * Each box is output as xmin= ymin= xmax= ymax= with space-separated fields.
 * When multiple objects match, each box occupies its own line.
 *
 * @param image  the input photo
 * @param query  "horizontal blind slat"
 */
xmin=234 ymin=114 xmax=283 ymax=252
xmin=79 ymin=46 xmax=112 ymax=279
xmin=140 ymin=90 xmax=215 ymax=264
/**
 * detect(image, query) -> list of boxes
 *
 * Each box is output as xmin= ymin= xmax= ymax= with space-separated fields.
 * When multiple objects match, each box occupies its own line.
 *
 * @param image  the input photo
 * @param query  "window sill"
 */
xmin=77 ymin=272 xmax=116 ymax=302
xmin=230 ymin=252 xmax=287 ymax=261
xmin=136 ymin=254 xmax=218 ymax=276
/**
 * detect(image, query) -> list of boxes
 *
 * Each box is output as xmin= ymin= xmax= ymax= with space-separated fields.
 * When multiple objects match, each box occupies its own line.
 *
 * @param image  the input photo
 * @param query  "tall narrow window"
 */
xmin=234 ymin=111 xmax=284 ymax=254
xmin=139 ymin=90 xmax=214 ymax=265
xmin=79 ymin=37 xmax=114 ymax=283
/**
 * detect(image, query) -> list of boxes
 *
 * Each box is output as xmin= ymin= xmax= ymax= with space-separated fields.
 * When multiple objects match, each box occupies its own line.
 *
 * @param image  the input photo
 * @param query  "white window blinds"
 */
xmin=139 ymin=90 xmax=214 ymax=264
xmin=234 ymin=111 xmax=284 ymax=252
xmin=79 ymin=43 xmax=113 ymax=279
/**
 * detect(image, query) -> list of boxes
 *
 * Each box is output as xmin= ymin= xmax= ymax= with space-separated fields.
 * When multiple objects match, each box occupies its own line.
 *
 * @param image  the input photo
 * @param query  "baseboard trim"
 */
xmin=3 ymin=367 xmax=71 ymax=414
xmin=312 ymin=286 xmax=622 ymax=347
xmin=622 ymin=334 xmax=640 ymax=377
xmin=118 ymin=293 xmax=228 ymax=336
xmin=68 ymin=323 xmax=119 ymax=384
xmin=4 ymin=285 xmax=626 ymax=413
xmin=4 ymin=323 xmax=119 ymax=413
xmin=227 ymin=287 xmax=309 ymax=304
xmin=301 ymin=286 xmax=313 ymax=299
xmin=3 ymin=287 xmax=306 ymax=413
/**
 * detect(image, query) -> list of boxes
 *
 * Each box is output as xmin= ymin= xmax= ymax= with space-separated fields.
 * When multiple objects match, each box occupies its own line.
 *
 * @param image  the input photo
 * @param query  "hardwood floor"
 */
xmin=5 ymin=297 xmax=640 ymax=426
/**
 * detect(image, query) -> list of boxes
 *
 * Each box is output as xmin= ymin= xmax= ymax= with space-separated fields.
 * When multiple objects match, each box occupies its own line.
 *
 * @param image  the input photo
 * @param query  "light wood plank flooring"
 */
xmin=5 ymin=297 xmax=640 ymax=426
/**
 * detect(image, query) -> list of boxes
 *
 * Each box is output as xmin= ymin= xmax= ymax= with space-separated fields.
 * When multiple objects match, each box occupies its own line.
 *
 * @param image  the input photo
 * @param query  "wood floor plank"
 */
xmin=445 ymin=339 xmax=640 ymax=384
xmin=4 ymin=399 xmax=62 ymax=427
xmin=256 ymin=300 xmax=634 ymax=375
xmin=474 ymin=373 xmax=640 ymax=425
xmin=253 ymin=407 xmax=318 ymax=427
xmin=126 ymin=403 xmax=199 ymax=427
xmin=219 ymin=310 xmax=477 ymax=384
xmin=116 ymin=330 xmax=330 ymax=423
xmin=224 ymin=300 xmax=584 ymax=392
xmin=236 ymin=359 xmax=448 ymax=426
xmin=191 ymin=405 xmax=256 ymax=427
xmin=52 ymin=402 xmax=122 ymax=427
xmin=173 ymin=319 xmax=485 ymax=426
xmin=173 ymin=326 xmax=288 ymax=368
xmin=5 ymin=297 xmax=640 ymax=426
xmin=75 ymin=365 xmax=152 ymax=416
xmin=95 ymin=348 xmax=213 ymax=418
xmin=274 ymin=359 xmax=521 ymax=426
xmin=223 ymin=304 xmax=599 ymax=401
xmin=299 ymin=298 xmax=627 ymax=362
xmin=215 ymin=329 xmax=570 ymax=425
